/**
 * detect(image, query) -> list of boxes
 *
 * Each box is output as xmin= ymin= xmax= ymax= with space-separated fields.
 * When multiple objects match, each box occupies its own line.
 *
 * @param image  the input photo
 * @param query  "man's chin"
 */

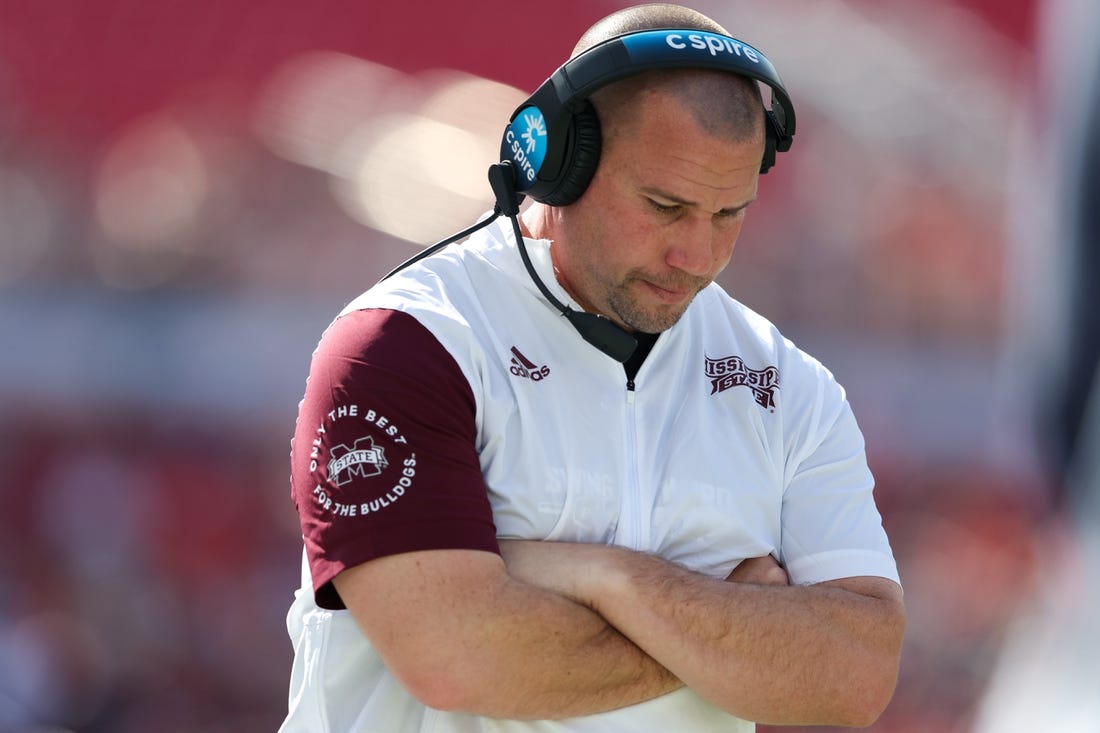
xmin=616 ymin=306 xmax=689 ymax=334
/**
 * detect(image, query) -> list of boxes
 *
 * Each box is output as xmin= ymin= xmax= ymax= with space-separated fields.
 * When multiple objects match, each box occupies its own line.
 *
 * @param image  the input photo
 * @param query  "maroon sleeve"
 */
xmin=290 ymin=308 xmax=498 ymax=609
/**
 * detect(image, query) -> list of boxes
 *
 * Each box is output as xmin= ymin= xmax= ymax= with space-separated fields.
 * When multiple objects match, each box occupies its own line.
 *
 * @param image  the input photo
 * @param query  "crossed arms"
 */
xmin=333 ymin=541 xmax=905 ymax=726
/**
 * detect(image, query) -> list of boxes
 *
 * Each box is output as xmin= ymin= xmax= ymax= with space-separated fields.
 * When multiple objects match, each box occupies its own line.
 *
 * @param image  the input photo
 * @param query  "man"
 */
xmin=281 ymin=4 xmax=905 ymax=731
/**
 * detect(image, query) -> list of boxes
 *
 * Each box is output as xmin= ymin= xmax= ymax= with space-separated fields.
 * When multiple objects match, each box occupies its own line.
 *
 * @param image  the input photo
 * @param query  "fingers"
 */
xmin=725 ymin=555 xmax=790 ymax=586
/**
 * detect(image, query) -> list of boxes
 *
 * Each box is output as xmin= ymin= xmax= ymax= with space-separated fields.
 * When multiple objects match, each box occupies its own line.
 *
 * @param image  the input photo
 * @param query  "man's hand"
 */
xmin=498 ymin=539 xmax=593 ymax=600
xmin=500 ymin=540 xmax=789 ymax=595
xmin=725 ymin=554 xmax=790 ymax=586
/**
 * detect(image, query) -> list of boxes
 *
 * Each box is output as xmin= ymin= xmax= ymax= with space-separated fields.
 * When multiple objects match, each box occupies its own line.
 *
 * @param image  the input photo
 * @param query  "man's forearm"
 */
xmin=335 ymin=549 xmax=681 ymax=720
xmin=472 ymin=573 xmax=685 ymax=718
xmin=595 ymin=551 xmax=904 ymax=725
xmin=503 ymin=542 xmax=905 ymax=727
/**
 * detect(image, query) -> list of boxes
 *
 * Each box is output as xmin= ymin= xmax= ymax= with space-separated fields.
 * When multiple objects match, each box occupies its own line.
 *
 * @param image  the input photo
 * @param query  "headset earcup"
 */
xmin=540 ymin=101 xmax=602 ymax=207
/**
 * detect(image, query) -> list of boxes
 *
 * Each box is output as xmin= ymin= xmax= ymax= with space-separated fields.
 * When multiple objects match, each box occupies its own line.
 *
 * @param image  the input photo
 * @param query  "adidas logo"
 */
xmin=509 ymin=346 xmax=550 ymax=381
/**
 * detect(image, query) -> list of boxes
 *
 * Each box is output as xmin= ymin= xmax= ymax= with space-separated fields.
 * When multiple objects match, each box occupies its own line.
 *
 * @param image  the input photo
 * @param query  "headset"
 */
xmin=500 ymin=27 xmax=795 ymax=205
xmin=383 ymin=27 xmax=796 ymax=362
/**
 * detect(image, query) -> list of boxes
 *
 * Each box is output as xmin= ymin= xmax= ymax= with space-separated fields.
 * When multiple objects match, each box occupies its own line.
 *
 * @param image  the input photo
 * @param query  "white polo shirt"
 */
xmin=281 ymin=216 xmax=900 ymax=732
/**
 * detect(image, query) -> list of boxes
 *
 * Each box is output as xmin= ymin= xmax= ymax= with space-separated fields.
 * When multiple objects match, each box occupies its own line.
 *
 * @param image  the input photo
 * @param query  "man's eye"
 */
xmin=648 ymin=199 xmax=680 ymax=214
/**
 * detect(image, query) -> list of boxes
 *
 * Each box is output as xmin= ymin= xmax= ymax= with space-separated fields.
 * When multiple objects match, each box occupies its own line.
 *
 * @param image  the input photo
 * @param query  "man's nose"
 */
xmin=665 ymin=219 xmax=716 ymax=277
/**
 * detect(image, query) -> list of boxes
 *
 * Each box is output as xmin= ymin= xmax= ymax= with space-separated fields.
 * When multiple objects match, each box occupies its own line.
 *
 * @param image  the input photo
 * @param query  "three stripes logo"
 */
xmin=509 ymin=346 xmax=550 ymax=381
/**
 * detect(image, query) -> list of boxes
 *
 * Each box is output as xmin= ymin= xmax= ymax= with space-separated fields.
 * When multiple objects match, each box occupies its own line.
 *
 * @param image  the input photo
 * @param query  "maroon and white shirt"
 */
xmin=281 ymin=217 xmax=899 ymax=733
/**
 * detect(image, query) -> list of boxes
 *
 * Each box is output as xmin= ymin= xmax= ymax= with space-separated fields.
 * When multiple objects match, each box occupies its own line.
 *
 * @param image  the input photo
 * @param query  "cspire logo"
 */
xmin=621 ymin=29 xmax=767 ymax=67
xmin=504 ymin=106 xmax=548 ymax=184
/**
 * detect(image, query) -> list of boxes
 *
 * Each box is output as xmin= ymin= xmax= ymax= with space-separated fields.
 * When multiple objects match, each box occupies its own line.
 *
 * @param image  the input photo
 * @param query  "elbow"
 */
xmin=397 ymin=661 xmax=521 ymax=718
xmin=836 ymin=669 xmax=897 ymax=726
xmin=837 ymin=606 xmax=906 ymax=727
xmin=805 ymin=647 xmax=900 ymax=728
xmin=399 ymin=668 xmax=483 ymax=714
xmin=838 ymin=667 xmax=899 ymax=728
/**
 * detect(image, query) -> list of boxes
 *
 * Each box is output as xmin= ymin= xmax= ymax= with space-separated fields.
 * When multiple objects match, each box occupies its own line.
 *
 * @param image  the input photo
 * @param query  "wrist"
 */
xmin=576 ymin=544 xmax=644 ymax=614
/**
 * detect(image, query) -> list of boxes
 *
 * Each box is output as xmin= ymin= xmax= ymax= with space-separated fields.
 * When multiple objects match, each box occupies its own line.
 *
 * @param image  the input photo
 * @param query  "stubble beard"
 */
xmin=605 ymin=272 xmax=708 ymax=334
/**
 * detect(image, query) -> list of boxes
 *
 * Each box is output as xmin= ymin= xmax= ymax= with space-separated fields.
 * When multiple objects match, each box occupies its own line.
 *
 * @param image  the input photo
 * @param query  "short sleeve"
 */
xmin=780 ymin=380 xmax=900 ymax=587
xmin=290 ymin=308 xmax=498 ymax=609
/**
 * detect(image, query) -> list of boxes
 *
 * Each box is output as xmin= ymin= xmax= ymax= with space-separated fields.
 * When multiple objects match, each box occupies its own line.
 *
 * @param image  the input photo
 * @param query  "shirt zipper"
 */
xmin=619 ymin=375 xmax=645 ymax=549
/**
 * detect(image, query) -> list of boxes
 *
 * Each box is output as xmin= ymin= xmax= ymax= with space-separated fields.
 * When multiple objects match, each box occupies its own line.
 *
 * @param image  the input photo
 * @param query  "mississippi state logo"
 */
xmin=327 ymin=435 xmax=388 ymax=486
xmin=705 ymin=354 xmax=779 ymax=411
xmin=308 ymin=403 xmax=417 ymax=518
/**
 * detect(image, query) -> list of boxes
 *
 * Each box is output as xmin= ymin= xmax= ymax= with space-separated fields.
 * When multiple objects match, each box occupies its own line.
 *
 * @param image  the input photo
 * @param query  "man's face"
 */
xmin=551 ymin=89 xmax=764 ymax=334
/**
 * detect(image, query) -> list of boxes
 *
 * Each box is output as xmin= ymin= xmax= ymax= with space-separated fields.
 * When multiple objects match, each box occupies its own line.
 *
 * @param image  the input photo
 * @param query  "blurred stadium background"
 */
xmin=1 ymin=0 xmax=1097 ymax=731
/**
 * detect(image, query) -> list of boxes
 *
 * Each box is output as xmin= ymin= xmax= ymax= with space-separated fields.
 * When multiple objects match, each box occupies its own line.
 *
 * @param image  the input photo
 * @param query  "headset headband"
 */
xmin=499 ymin=28 xmax=797 ymax=205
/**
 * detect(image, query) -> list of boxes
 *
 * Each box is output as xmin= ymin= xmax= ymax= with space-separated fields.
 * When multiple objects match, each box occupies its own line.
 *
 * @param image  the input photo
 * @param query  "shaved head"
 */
xmin=572 ymin=4 xmax=765 ymax=150
xmin=571 ymin=3 xmax=730 ymax=57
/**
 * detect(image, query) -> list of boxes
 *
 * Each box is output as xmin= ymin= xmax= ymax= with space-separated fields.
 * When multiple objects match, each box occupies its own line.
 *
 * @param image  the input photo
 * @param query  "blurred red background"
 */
xmin=3 ymin=1 xmax=1091 ymax=732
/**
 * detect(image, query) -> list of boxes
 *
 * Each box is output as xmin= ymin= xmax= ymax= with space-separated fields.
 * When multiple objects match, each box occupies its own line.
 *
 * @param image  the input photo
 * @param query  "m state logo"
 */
xmin=308 ymin=403 xmax=417 ymax=518
xmin=328 ymin=435 xmax=388 ymax=486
